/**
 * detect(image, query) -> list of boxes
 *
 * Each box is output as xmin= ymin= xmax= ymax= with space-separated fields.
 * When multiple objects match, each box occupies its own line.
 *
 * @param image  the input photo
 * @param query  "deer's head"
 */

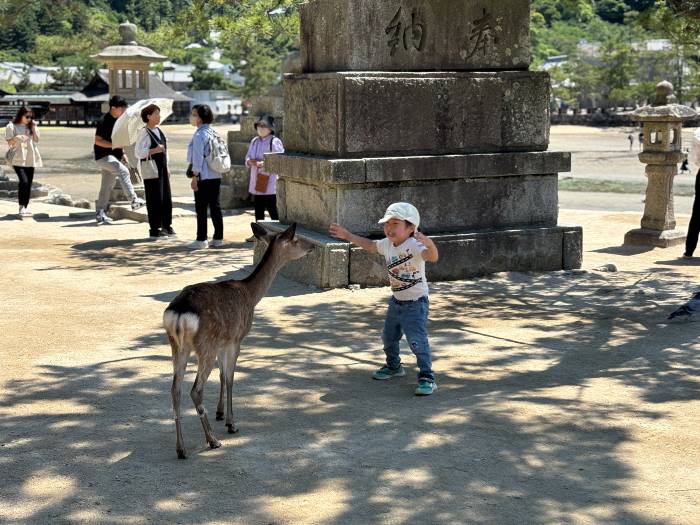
xmin=251 ymin=222 xmax=313 ymax=261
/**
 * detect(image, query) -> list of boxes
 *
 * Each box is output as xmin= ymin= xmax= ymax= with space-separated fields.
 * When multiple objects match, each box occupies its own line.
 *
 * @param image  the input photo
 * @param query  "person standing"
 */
xmin=94 ymin=95 xmax=145 ymax=225
xmin=187 ymin=104 xmax=224 ymax=250
xmin=244 ymin=114 xmax=284 ymax=242
xmin=683 ymin=167 xmax=699 ymax=259
xmin=135 ymin=104 xmax=174 ymax=239
xmin=627 ymin=133 xmax=634 ymax=151
xmin=4 ymin=106 xmax=42 ymax=218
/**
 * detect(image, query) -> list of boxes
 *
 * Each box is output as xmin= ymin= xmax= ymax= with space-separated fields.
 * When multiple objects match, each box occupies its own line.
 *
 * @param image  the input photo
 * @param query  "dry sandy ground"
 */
xmin=0 ymin=201 xmax=698 ymax=525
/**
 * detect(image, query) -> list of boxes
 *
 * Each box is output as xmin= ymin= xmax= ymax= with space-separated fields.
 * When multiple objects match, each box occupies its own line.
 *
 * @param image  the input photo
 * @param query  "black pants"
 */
xmin=13 ymin=166 xmax=34 ymax=207
xmin=685 ymin=169 xmax=700 ymax=257
xmin=254 ymin=194 xmax=279 ymax=221
xmin=144 ymin=174 xmax=172 ymax=234
xmin=194 ymin=178 xmax=223 ymax=241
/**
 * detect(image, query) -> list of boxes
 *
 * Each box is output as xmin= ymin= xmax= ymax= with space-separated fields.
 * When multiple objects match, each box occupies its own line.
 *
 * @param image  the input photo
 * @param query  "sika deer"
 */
xmin=163 ymin=223 xmax=312 ymax=459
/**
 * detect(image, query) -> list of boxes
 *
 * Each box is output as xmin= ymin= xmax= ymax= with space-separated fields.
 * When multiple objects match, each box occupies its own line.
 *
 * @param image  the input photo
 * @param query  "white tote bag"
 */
xmin=140 ymin=158 xmax=159 ymax=180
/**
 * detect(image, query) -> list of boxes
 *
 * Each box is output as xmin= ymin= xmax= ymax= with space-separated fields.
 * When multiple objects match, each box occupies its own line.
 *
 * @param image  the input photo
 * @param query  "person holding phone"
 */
xmin=4 ymin=106 xmax=42 ymax=218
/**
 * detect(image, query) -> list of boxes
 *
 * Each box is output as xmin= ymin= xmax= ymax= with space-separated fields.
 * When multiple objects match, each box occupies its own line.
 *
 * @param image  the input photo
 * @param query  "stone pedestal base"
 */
xmin=624 ymin=228 xmax=686 ymax=248
xmin=220 ymin=165 xmax=251 ymax=209
xmin=254 ymin=222 xmax=583 ymax=289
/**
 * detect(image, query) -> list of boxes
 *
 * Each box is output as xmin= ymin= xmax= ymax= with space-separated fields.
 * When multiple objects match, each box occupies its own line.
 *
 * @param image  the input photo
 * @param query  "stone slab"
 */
xmin=254 ymin=222 xmax=582 ymax=288
xmin=284 ymin=71 xmax=550 ymax=156
xmin=253 ymin=222 xmax=350 ymax=289
xmin=300 ymin=0 xmax=531 ymax=72
xmin=278 ymin=174 xmax=559 ymax=236
xmin=350 ymin=225 xmax=583 ymax=284
xmin=220 ymin=165 xmax=251 ymax=209
xmin=624 ymin=228 xmax=687 ymax=248
xmin=265 ymin=151 xmax=571 ymax=185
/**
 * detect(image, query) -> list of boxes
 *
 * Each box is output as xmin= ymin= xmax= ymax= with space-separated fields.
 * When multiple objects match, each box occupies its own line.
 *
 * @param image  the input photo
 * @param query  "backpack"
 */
xmin=203 ymin=128 xmax=231 ymax=173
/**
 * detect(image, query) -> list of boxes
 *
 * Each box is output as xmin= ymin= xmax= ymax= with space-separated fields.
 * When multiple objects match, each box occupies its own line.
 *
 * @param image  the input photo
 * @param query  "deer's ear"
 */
xmin=251 ymin=223 xmax=274 ymax=243
xmin=280 ymin=222 xmax=297 ymax=241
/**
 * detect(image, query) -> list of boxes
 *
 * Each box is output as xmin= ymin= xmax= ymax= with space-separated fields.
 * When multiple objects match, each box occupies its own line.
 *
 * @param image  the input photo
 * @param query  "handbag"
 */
xmin=140 ymin=158 xmax=158 ymax=180
xmin=254 ymin=171 xmax=271 ymax=193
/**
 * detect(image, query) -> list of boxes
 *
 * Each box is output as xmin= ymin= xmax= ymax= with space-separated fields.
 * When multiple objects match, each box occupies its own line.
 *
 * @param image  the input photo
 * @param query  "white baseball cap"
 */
xmin=377 ymin=202 xmax=420 ymax=228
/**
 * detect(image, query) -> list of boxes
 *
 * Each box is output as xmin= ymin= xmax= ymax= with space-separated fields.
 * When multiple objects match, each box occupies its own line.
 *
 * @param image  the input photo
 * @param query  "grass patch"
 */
xmin=559 ymin=177 xmax=695 ymax=196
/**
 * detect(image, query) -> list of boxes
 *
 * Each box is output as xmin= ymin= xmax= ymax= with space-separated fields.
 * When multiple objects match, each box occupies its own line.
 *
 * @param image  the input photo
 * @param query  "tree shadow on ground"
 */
xmin=1 ymin=268 xmax=698 ymax=523
xmin=36 ymin=238 xmax=255 ymax=277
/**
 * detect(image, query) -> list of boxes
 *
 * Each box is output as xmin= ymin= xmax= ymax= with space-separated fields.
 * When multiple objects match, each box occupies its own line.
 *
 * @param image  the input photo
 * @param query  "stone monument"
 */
xmin=625 ymin=81 xmax=696 ymax=247
xmin=257 ymin=0 xmax=582 ymax=288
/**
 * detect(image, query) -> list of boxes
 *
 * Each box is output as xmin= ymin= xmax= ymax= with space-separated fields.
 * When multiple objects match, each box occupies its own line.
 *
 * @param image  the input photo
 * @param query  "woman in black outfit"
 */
xmin=136 ymin=104 xmax=174 ymax=239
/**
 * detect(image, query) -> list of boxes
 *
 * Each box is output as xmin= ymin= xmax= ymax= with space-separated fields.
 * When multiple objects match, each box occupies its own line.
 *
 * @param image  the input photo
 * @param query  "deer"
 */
xmin=163 ymin=223 xmax=312 ymax=459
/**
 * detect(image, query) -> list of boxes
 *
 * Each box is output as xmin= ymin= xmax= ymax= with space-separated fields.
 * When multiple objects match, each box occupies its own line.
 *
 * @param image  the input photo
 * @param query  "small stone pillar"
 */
xmin=625 ymin=81 xmax=696 ymax=247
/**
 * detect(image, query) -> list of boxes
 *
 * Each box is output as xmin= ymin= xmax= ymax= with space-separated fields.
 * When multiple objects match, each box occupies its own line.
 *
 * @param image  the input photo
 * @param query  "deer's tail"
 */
xmin=163 ymin=309 xmax=200 ymax=351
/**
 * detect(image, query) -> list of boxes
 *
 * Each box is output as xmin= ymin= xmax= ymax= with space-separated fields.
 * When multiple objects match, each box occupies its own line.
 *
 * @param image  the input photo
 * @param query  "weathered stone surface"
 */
xmin=624 ymin=228 xmax=686 ymax=248
xmin=300 ymin=0 xmax=531 ymax=72
xmin=563 ymin=229 xmax=583 ymax=270
xmin=254 ymin=223 xmax=582 ymax=288
xmin=265 ymin=151 xmax=571 ymax=185
xmin=278 ymin=174 xmax=559 ymax=236
xmin=253 ymin=222 xmax=350 ymax=288
xmin=284 ymin=71 xmax=550 ymax=156
xmin=220 ymin=165 xmax=251 ymax=209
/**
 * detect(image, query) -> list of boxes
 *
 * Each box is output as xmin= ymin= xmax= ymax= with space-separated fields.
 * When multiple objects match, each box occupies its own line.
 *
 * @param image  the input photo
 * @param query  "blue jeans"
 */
xmin=382 ymin=296 xmax=434 ymax=381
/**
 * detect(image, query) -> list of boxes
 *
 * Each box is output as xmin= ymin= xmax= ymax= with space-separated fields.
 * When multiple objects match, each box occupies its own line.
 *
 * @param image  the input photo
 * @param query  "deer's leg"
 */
xmin=224 ymin=343 xmax=242 ymax=434
xmin=169 ymin=335 xmax=190 ymax=460
xmin=190 ymin=356 xmax=220 ymax=449
xmin=216 ymin=364 xmax=225 ymax=421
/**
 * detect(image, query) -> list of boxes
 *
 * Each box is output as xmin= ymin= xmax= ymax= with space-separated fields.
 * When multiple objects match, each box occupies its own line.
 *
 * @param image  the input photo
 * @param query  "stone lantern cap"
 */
xmin=632 ymin=81 xmax=697 ymax=122
xmin=91 ymin=21 xmax=166 ymax=62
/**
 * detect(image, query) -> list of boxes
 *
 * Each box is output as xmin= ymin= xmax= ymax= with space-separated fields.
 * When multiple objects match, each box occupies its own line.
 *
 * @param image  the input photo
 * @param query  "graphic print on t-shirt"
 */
xmin=387 ymin=251 xmax=422 ymax=292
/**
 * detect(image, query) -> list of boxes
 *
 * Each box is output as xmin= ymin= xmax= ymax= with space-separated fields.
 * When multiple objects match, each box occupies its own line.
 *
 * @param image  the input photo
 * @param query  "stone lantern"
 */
xmin=625 ymin=81 xmax=697 ymax=247
xmin=91 ymin=21 xmax=166 ymax=106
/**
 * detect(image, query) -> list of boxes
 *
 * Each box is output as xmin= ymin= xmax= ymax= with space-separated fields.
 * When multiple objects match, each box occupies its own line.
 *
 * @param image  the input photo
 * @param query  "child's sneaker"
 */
xmin=415 ymin=379 xmax=437 ymax=396
xmin=372 ymin=364 xmax=406 ymax=380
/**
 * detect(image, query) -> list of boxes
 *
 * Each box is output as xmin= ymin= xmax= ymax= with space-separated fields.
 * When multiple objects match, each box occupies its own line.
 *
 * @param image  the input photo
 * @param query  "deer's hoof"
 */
xmin=209 ymin=439 xmax=221 ymax=449
xmin=227 ymin=424 xmax=239 ymax=434
xmin=215 ymin=412 xmax=224 ymax=421
xmin=177 ymin=448 xmax=188 ymax=459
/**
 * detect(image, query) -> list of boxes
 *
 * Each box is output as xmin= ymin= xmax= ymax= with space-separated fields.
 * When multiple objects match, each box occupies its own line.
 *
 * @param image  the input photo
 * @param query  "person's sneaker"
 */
xmin=131 ymin=197 xmax=146 ymax=210
xmin=415 ymin=379 xmax=437 ymax=396
xmin=188 ymin=240 xmax=209 ymax=250
xmin=211 ymin=239 xmax=225 ymax=248
xmin=372 ymin=364 xmax=406 ymax=380
xmin=96 ymin=211 xmax=113 ymax=225
xmin=245 ymin=235 xmax=256 ymax=243
xmin=18 ymin=206 xmax=31 ymax=217
xmin=149 ymin=229 xmax=167 ymax=239
xmin=163 ymin=226 xmax=177 ymax=237
xmin=683 ymin=253 xmax=694 ymax=259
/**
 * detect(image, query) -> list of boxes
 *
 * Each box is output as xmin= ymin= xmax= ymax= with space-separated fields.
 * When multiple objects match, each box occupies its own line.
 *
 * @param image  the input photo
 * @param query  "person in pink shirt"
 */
xmin=245 ymin=114 xmax=284 ymax=242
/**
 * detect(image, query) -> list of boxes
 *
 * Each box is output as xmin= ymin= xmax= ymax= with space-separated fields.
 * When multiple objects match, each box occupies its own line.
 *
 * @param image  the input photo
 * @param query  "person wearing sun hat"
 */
xmin=244 ymin=114 xmax=285 ymax=242
xmin=329 ymin=202 xmax=440 ymax=395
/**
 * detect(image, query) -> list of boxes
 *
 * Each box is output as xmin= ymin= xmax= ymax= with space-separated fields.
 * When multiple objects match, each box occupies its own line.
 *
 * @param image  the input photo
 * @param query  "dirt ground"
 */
xmin=0 ymin=199 xmax=698 ymax=525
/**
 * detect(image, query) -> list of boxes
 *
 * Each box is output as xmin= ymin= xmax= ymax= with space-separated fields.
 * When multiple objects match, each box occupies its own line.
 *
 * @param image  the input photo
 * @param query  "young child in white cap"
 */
xmin=330 ymin=202 xmax=439 ymax=395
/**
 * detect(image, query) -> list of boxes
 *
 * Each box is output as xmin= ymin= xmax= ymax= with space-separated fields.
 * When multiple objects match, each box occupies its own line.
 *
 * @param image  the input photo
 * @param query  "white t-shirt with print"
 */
xmin=375 ymin=236 xmax=429 ymax=301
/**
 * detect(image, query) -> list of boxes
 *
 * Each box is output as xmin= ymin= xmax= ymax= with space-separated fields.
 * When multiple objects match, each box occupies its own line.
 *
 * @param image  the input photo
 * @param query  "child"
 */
xmin=330 ymin=202 xmax=439 ymax=395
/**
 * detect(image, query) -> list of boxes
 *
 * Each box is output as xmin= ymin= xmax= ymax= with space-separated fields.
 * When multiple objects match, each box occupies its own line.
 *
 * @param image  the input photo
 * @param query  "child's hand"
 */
xmin=414 ymin=231 xmax=430 ymax=244
xmin=329 ymin=223 xmax=349 ymax=240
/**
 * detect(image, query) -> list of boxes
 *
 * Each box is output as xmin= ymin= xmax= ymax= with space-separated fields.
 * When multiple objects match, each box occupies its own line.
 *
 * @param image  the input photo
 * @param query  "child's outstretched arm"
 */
xmin=329 ymin=223 xmax=377 ymax=253
xmin=415 ymin=231 xmax=439 ymax=262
